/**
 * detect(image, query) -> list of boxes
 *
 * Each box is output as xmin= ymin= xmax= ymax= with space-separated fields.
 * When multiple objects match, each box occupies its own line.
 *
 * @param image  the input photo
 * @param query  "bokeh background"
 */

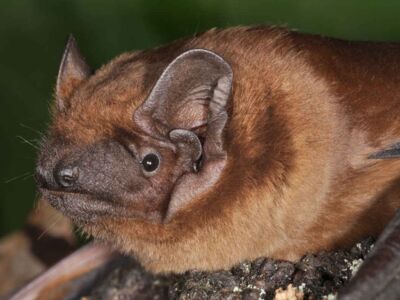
xmin=2 ymin=0 xmax=400 ymax=237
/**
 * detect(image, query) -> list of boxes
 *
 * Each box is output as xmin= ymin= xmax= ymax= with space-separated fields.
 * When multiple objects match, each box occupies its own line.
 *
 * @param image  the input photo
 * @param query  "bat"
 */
xmin=14 ymin=26 xmax=400 ymax=298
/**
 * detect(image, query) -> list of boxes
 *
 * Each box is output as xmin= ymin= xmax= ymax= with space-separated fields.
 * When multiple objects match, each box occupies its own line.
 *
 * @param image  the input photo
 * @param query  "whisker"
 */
xmin=32 ymin=192 xmax=41 ymax=208
xmin=20 ymin=123 xmax=44 ymax=137
xmin=17 ymin=135 xmax=39 ymax=150
xmin=22 ymin=173 xmax=34 ymax=181
xmin=4 ymin=171 xmax=32 ymax=183
xmin=37 ymin=213 xmax=63 ymax=241
xmin=75 ymin=226 xmax=92 ymax=242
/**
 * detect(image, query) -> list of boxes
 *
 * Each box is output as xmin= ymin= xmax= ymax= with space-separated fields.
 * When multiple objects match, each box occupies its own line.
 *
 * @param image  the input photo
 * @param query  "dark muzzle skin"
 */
xmin=35 ymin=138 xmax=156 ymax=223
xmin=36 ymin=139 xmax=141 ymax=198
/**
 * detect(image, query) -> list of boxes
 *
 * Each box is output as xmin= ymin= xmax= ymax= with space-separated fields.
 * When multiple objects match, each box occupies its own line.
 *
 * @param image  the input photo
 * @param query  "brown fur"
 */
xmin=39 ymin=26 xmax=400 ymax=273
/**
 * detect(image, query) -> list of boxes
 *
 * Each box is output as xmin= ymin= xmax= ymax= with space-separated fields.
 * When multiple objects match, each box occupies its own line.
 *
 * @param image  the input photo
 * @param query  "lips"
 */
xmin=40 ymin=189 xmax=116 ymax=224
xmin=40 ymin=186 xmax=165 ymax=225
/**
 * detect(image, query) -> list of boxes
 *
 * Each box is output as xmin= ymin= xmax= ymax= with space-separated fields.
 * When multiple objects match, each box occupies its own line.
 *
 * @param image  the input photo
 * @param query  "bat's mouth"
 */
xmin=40 ymin=188 xmax=164 ymax=224
xmin=40 ymin=189 xmax=117 ymax=224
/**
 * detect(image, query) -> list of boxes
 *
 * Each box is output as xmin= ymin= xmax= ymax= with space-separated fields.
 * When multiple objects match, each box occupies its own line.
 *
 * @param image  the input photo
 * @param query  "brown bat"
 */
xmin=20 ymin=26 xmax=400 ymax=297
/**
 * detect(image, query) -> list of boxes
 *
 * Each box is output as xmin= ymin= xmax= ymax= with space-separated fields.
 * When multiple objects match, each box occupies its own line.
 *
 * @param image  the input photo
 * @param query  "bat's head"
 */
xmin=35 ymin=36 xmax=233 ymax=227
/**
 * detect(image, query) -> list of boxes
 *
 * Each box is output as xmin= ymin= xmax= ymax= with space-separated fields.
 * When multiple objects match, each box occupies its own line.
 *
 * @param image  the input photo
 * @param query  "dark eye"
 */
xmin=142 ymin=153 xmax=160 ymax=173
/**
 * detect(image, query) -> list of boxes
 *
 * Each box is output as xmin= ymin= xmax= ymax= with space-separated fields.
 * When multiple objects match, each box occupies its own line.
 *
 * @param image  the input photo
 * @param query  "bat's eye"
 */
xmin=142 ymin=153 xmax=160 ymax=173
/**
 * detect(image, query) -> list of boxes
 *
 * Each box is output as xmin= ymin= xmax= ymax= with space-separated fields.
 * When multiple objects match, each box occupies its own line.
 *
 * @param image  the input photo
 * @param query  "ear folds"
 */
xmin=134 ymin=49 xmax=233 ymax=222
xmin=56 ymin=35 xmax=92 ymax=111
xmin=169 ymin=129 xmax=202 ymax=163
xmin=134 ymin=49 xmax=233 ymax=137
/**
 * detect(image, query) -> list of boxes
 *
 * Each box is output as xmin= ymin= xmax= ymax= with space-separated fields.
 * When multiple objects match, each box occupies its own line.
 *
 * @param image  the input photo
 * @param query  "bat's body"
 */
xmin=35 ymin=26 xmax=400 ymax=274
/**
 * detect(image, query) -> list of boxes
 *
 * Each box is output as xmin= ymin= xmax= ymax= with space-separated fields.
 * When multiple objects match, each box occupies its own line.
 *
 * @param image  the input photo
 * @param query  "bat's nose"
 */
xmin=55 ymin=166 xmax=80 ymax=188
xmin=35 ymin=164 xmax=80 ymax=190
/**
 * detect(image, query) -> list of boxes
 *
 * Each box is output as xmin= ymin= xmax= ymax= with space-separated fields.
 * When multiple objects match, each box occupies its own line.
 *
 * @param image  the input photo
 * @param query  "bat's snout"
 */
xmin=36 ymin=139 xmax=146 ymax=201
xmin=35 ymin=161 xmax=80 ymax=191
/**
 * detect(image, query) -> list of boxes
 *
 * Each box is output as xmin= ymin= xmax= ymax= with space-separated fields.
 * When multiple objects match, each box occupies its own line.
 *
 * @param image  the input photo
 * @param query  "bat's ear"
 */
xmin=134 ymin=49 xmax=233 ymax=136
xmin=56 ymin=35 xmax=92 ymax=111
xmin=134 ymin=49 xmax=233 ymax=221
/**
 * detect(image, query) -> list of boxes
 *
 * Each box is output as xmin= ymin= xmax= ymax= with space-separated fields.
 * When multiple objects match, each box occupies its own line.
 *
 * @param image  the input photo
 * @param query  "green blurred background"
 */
xmin=2 ymin=0 xmax=400 ymax=237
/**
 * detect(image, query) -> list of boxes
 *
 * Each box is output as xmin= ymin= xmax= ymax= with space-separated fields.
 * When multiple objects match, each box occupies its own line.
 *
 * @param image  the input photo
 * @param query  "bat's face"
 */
xmin=36 ymin=37 xmax=233 ymax=229
xmin=36 ymin=127 xmax=185 ymax=224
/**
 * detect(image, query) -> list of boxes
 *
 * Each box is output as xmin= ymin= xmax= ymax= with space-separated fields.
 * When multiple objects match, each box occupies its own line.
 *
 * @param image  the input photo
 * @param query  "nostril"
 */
xmin=56 ymin=167 xmax=80 ymax=188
